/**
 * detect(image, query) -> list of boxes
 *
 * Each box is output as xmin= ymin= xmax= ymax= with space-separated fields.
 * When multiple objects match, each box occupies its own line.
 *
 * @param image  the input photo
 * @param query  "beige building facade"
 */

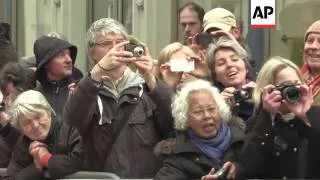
xmin=1 ymin=0 xmax=319 ymax=72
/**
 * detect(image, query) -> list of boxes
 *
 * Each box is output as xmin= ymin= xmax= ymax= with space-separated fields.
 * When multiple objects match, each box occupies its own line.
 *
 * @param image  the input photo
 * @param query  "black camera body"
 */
xmin=233 ymin=88 xmax=253 ymax=103
xmin=274 ymin=82 xmax=300 ymax=103
xmin=195 ymin=32 xmax=218 ymax=48
xmin=124 ymin=43 xmax=145 ymax=57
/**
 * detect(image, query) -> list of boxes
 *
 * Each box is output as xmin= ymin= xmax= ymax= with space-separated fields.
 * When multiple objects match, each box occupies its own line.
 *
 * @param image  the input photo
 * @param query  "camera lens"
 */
xmin=133 ymin=47 xmax=144 ymax=56
xmin=282 ymin=86 xmax=300 ymax=103
xmin=234 ymin=89 xmax=250 ymax=103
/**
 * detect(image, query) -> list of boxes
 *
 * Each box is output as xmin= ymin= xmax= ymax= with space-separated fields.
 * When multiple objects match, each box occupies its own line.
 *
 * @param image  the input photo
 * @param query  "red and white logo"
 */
xmin=251 ymin=0 xmax=276 ymax=29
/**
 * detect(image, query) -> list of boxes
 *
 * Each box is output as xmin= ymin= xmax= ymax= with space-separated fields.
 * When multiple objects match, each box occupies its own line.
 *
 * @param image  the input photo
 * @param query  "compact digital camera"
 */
xmin=233 ymin=87 xmax=253 ymax=103
xmin=274 ymin=82 xmax=300 ymax=103
xmin=124 ymin=43 xmax=145 ymax=57
xmin=214 ymin=166 xmax=230 ymax=180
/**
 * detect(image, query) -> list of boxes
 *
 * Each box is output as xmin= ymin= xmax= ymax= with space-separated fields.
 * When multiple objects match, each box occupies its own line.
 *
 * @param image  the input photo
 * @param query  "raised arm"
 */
xmin=64 ymin=74 xmax=100 ymax=133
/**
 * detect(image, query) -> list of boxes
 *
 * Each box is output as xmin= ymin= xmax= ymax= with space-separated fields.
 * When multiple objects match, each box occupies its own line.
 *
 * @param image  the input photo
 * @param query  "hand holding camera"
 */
xmin=91 ymin=41 xmax=135 ymax=81
xmin=233 ymin=87 xmax=253 ymax=103
xmin=221 ymin=87 xmax=237 ymax=107
xmin=262 ymin=82 xmax=312 ymax=122
xmin=124 ymin=43 xmax=157 ymax=90
xmin=221 ymin=86 xmax=253 ymax=108
xmin=98 ymin=41 xmax=135 ymax=70
xmin=281 ymin=84 xmax=313 ymax=123
xmin=124 ymin=43 xmax=145 ymax=57
xmin=201 ymin=162 xmax=236 ymax=180
xmin=159 ymin=62 xmax=183 ymax=89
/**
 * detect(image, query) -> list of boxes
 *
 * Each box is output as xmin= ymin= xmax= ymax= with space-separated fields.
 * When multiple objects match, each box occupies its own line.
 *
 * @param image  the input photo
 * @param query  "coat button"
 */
xmin=133 ymin=97 xmax=138 ymax=101
xmin=293 ymin=147 xmax=298 ymax=152
xmin=195 ymin=157 xmax=200 ymax=161
xmin=282 ymin=176 xmax=287 ymax=179
xmin=290 ymin=124 xmax=294 ymax=128
xmin=276 ymin=152 xmax=280 ymax=156
xmin=265 ymin=133 xmax=269 ymax=137
xmin=261 ymin=142 xmax=265 ymax=146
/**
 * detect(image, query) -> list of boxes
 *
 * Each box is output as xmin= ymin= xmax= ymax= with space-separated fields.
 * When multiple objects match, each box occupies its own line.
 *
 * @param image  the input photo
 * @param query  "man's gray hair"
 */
xmin=7 ymin=90 xmax=55 ymax=128
xmin=86 ymin=18 xmax=129 ymax=49
xmin=172 ymin=79 xmax=231 ymax=131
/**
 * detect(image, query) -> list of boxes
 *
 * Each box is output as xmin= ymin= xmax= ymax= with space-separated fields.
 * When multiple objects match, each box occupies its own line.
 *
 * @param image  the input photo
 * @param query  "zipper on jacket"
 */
xmin=55 ymin=86 xmax=60 ymax=94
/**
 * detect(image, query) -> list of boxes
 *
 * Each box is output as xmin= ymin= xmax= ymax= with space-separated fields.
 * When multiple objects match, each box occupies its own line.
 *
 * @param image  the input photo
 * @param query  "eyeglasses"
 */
xmin=189 ymin=106 xmax=217 ymax=116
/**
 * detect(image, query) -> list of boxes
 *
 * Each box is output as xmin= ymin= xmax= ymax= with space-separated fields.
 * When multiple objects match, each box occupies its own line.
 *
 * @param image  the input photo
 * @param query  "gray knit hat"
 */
xmin=304 ymin=20 xmax=320 ymax=41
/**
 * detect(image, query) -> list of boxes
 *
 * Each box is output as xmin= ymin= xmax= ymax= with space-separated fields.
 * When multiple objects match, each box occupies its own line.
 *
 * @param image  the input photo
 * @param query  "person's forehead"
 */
xmin=179 ymin=9 xmax=199 ymax=22
xmin=95 ymin=33 xmax=125 ymax=41
xmin=307 ymin=32 xmax=320 ymax=38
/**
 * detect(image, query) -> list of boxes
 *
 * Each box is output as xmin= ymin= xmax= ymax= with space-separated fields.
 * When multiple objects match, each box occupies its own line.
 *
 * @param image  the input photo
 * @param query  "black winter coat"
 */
xmin=154 ymin=121 xmax=245 ymax=180
xmin=2 ymin=116 xmax=83 ymax=180
xmin=237 ymin=107 xmax=320 ymax=179
xmin=36 ymin=77 xmax=75 ymax=118
xmin=0 ymin=123 xmax=20 ymax=167
xmin=64 ymin=73 xmax=173 ymax=178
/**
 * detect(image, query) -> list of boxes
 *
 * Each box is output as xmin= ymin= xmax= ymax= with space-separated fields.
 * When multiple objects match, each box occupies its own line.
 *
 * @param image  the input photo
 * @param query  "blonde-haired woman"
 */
xmin=157 ymin=42 xmax=209 ymax=90
xmin=2 ymin=90 xmax=83 ymax=179
xmin=237 ymin=56 xmax=320 ymax=179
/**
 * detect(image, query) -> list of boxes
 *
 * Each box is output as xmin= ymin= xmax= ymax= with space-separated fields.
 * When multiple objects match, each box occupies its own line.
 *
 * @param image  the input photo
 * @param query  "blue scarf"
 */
xmin=188 ymin=121 xmax=232 ymax=163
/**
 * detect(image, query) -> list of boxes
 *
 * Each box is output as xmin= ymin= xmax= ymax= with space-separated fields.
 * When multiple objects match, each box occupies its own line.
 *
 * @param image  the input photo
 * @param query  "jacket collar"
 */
xmin=43 ymin=115 xmax=60 ymax=144
xmin=174 ymin=133 xmax=218 ymax=167
xmin=101 ymin=68 xmax=145 ymax=97
xmin=174 ymin=125 xmax=245 ymax=155
xmin=40 ymin=76 xmax=73 ymax=90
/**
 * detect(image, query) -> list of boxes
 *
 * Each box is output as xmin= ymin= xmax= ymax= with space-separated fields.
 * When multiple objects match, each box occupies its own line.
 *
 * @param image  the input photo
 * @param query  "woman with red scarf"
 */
xmin=301 ymin=20 xmax=320 ymax=104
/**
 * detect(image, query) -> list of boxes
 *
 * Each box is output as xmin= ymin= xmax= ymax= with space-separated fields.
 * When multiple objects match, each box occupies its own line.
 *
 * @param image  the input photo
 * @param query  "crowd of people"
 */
xmin=0 ymin=1 xmax=320 ymax=179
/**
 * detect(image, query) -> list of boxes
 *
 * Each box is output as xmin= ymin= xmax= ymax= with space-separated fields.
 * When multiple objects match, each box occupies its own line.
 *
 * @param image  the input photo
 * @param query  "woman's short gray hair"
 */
xmin=7 ymin=90 xmax=55 ymax=128
xmin=86 ymin=18 xmax=128 ymax=49
xmin=172 ymin=79 xmax=231 ymax=131
xmin=206 ymin=37 xmax=251 ymax=81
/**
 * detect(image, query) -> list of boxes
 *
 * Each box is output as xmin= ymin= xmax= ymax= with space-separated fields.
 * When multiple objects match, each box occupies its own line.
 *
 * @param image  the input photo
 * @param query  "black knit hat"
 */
xmin=34 ymin=36 xmax=77 ymax=75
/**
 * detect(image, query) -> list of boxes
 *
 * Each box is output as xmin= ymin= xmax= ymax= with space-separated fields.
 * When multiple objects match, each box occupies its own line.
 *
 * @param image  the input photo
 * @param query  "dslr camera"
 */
xmin=233 ymin=87 xmax=253 ymax=103
xmin=124 ymin=43 xmax=145 ymax=57
xmin=274 ymin=82 xmax=300 ymax=103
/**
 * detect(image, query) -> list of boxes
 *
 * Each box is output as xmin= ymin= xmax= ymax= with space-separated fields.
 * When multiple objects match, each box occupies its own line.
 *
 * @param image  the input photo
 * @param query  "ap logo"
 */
xmin=251 ymin=0 xmax=276 ymax=28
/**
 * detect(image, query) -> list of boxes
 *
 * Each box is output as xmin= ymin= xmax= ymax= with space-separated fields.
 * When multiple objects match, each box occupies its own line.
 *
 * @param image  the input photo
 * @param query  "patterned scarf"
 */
xmin=188 ymin=121 xmax=231 ymax=163
xmin=301 ymin=63 xmax=320 ymax=99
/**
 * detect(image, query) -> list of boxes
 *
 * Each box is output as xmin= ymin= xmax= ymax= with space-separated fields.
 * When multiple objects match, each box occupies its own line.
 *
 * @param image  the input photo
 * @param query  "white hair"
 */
xmin=172 ymin=79 xmax=231 ymax=131
xmin=86 ymin=18 xmax=128 ymax=49
xmin=7 ymin=90 xmax=55 ymax=128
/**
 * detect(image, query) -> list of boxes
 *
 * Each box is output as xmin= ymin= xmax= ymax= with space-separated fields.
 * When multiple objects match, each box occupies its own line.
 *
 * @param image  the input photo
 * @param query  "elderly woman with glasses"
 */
xmin=154 ymin=80 xmax=245 ymax=180
xmin=2 ymin=90 xmax=83 ymax=180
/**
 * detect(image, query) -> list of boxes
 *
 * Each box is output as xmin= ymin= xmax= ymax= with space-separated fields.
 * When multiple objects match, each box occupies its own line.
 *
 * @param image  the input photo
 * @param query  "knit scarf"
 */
xmin=301 ymin=63 xmax=320 ymax=98
xmin=188 ymin=121 xmax=231 ymax=163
